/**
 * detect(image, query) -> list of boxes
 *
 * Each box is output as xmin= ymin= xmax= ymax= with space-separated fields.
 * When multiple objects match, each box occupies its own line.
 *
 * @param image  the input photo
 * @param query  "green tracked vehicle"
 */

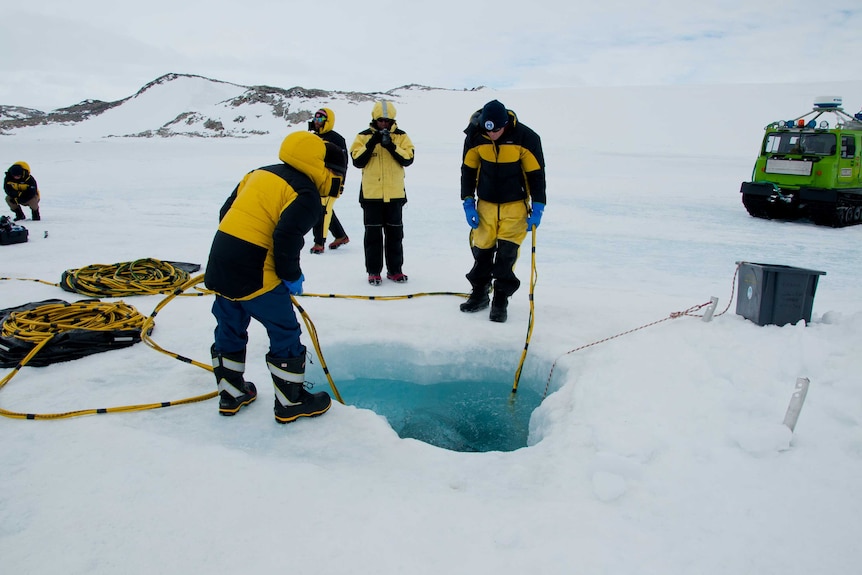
xmin=740 ymin=96 xmax=862 ymax=227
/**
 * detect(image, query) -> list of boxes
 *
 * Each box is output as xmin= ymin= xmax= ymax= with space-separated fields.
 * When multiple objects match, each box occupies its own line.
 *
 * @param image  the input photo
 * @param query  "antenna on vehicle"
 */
xmin=769 ymin=96 xmax=862 ymax=131
xmin=813 ymin=95 xmax=842 ymax=109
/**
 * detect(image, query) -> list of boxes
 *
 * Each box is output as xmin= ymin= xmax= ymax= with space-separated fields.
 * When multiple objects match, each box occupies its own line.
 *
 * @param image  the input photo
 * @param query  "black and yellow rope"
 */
xmin=466 ymin=223 xmax=540 ymax=401
xmin=2 ymin=247 xmax=535 ymax=420
xmin=140 ymin=273 xmax=345 ymax=404
xmin=1 ymin=270 xmax=469 ymax=419
xmin=60 ymin=258 xmax=200 ymax=297
xmin=511 ymin=225 xmax=538 ymax=395
xmin=2 ymin=258 xmax=204 ymax=297
xmin=1 ymin=299 xmax=144 ymax=344
xmin=0 ymin=276 xmax=60 ymax=288
xmin=138 ymin=274 xmax=216 ymax=374
xmin=290 ymin=294 xmax=344 ymax=404
xmin=0 ymin=299 xmax=217 ymax=420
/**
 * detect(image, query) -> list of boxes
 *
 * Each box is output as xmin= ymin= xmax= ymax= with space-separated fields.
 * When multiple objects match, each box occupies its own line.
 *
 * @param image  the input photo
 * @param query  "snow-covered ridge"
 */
xmin=0 ymin=73 xmax=453 ymax=139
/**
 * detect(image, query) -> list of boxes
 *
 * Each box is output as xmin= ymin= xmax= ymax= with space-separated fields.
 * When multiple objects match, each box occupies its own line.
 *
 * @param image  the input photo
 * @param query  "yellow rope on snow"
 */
xmin=1 ymin=300 xmax=144 ymax=343
xmin=60 ymin=258 xmax=200 ymax=297
xmin=140 ymin=274 xmax=345 ymax=404
xmin=1 ymin=246 xmax=536 ymax=419
xmin=511 ymin=225 xmax=538 ymax=395
xmin=0 ymin=298 xmax=215 ymax=420
xmin=291 ymin=295 xmax=343 ymax=404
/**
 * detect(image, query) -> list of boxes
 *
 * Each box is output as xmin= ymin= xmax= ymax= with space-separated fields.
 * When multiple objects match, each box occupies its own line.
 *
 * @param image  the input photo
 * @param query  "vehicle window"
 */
xmin=765 ymin=133 xmax=798 ymax=154
xmin=764 ymin=132 xmax=836 ymax=156
xmin=801 ymin=133 xmax=836 ymax=155
xmin=841 ymin=135 xmax=856 ymax=158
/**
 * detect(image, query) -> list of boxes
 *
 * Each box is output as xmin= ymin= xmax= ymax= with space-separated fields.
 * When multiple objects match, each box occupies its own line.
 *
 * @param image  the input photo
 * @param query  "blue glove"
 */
xmin=463 ymin=198 xmax=479 ymax=229
xmin=282 ymin=274 xmax=305 ymax=295
xmin=526 ymin=202 xmax=545 ymax=230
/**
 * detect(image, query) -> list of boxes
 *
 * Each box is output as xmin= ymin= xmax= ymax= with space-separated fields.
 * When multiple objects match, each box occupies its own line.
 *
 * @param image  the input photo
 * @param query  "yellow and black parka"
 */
xmin=4 ymin=161 xmax=39 ymax=205
xmin=350 ymin=101 xmax=415 ymax=204
xmin=460 ymin=109 xmax=546 ymax=205
xmin=309 ymin=107 xmax=349 ymax=181
xmin=205 ymin=132 xmax=334 ymax=301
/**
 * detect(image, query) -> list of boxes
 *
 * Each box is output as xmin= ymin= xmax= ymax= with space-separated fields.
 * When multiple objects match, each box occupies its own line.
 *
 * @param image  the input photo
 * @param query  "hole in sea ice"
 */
xmin=306 ymin=346 xmax=544 ymax=453
xmin=332 ymin=377 xmax=542 ymax=453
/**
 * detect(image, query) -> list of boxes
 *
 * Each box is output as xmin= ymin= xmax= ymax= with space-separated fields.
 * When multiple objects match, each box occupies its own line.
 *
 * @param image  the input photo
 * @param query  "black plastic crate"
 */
xmin=736 ymin=261 xmax=826 ymax=326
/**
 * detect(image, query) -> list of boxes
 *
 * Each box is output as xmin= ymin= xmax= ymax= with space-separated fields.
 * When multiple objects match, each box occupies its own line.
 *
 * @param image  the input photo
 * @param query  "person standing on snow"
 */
xmin=459 ymin=100 xmax=547 ymax=323
xmin=349 ymin=100 xmax=415 ymax=285
xmin=4 ymin=161 xmax=40 ymax=221
xmin=204 ymin=131 xmax=347 ymax=423
xmin=308 ymin=107 xmax=350 ymax=254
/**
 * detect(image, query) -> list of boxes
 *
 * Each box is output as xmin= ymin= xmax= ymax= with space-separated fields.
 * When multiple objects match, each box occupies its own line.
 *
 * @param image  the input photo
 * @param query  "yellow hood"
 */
xmin=371 ymin=100 xmax=397 ymax=120
xmin=9 ymin=161 xmax=31 ymax=178
xmin=315 ymin=107 xmax=336 ymax=134
xmin=278 ymin=131 xmax=333 ymax=197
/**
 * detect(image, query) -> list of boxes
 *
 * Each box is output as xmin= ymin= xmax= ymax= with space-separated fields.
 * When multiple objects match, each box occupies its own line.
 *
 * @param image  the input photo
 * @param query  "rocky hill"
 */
xmin=0 ymin=73 xmax=450 ymax=138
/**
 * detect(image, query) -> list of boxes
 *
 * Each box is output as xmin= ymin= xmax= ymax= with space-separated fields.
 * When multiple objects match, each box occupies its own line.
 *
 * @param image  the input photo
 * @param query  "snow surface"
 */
xmin=2 ymin=81 xmax=862 ymax=574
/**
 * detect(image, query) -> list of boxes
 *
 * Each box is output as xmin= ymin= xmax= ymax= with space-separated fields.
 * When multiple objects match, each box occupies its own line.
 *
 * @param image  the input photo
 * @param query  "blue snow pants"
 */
xmin=211 ymin=283 xmax=305 ymax=359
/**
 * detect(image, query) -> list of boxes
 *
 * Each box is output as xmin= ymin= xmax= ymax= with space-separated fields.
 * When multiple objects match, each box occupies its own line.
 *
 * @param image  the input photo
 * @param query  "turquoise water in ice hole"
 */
xmin=329 ymin=378 xmax=543 ymax=452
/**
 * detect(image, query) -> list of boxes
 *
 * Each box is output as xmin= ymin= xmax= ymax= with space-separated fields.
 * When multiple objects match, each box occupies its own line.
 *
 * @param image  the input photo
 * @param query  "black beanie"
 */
xmin=479 ymin=100 xmax=508 ymax=131
xmin=323 ymin=142 xmax=347 ymax=176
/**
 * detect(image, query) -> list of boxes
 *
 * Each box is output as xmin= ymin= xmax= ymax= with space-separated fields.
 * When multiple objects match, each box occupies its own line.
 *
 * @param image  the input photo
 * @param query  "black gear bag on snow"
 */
xmin=0 ymin=215 xmax=28 ymax=245
xmin=0 ymin=300 xmax=143 ymax=368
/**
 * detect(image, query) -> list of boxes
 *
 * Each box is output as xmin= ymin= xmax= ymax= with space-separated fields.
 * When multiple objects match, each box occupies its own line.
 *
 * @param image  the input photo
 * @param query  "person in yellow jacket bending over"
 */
xmin=459 ymin=100 xmax=547 ymax=323
xmin=204 ymin=131 xmax=347 ymax=424
xmin=349 ymin=100 xmax=415 ymax=285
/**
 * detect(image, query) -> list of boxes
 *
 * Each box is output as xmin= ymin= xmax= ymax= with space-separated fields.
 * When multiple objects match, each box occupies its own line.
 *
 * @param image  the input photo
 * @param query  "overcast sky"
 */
xmin=4 ymin=0 xmax=862 ymax=109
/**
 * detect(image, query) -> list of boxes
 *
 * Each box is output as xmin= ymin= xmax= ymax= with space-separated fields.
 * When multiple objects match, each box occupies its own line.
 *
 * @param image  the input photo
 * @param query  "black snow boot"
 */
xmin=30 ymin=209 xmax=40 ymax=221
xmin=13 ymin=207 xmax=25 ymax=221
xmin=459 ymin=283 xmax=491 ymax=313
xmin=211 ymin=345 xmax=257 ymax=416
xmin=489 ymin=293 xmax=509 ymax=323
xmin=267 ymin=353 xmax=331 ymax=424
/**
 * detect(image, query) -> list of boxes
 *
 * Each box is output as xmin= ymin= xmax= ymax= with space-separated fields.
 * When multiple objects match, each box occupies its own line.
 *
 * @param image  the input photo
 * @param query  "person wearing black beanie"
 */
xmin=459 ymin=100 xmax=547 ymax=323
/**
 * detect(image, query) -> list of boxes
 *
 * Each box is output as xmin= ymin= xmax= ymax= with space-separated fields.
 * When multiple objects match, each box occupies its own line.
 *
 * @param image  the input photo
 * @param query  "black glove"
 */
xmin=368 ymin=130 xmax=382 ymax=147
xmin=380 ymin=129 xmax=391 ymax=147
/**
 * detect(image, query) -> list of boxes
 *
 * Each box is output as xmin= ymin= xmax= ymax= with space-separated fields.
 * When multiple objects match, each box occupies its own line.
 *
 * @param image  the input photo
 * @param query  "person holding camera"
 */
xmin=349 ymin=100 xmax=415 ymax=285
xmin=307 ymin=107 xmax=350 ymax=254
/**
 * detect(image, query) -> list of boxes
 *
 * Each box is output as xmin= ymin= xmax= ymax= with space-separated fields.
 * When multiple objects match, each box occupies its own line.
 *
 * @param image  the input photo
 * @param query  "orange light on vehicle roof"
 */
xmin=797 ymin=119 xmax=806 ymax=127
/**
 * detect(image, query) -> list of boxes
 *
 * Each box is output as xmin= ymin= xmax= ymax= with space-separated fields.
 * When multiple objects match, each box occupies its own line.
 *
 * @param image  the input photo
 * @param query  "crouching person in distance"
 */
xmin=459 ymin=99 xmax=546 ymax=323
xmin=204 ymin=131 xmax=347 ymax=423
xmin=4 ymin=161 xmax=40 ymax=221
